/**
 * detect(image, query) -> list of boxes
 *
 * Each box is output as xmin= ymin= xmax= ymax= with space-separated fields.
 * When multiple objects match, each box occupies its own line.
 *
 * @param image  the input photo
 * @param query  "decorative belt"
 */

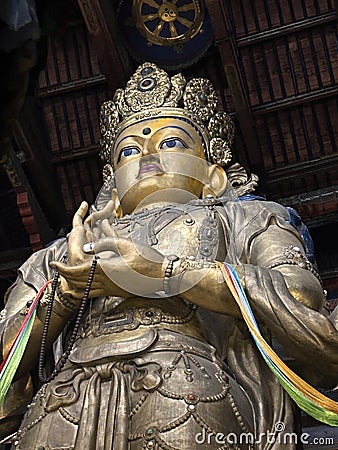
xmin=79 ymin=302 xmax=197 ymax=337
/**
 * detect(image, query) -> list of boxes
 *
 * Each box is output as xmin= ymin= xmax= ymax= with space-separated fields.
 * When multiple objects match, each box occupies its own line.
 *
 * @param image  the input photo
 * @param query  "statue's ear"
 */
xmin=202 ymin=164 xmax=228 ymax=197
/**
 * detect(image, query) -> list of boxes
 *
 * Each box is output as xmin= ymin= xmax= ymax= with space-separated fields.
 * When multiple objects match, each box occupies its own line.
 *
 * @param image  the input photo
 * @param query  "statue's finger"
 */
xmin=50 ymin=261 xmax=68 ymax=272
xmin=60 ymin=279 xmax=93 ymax=289
xmin=83 ymin=237 xmax=123 ymax=255
xmin=50 ymin=260 xmax=91 ymax=275
xmin=72 ymin=201 xmax=88 ymax=228
xmin=84 ymin=200 xmax=115 ymax=229
xmin=85 ymin=228 xmax=93 ymax=242
xmin=101 ymin=219 xmax=118 ymax=237
xmin=92 ymin=224 xmax=101 ymax=240
xmin=99 ymin=199 xmax=115 ymax=218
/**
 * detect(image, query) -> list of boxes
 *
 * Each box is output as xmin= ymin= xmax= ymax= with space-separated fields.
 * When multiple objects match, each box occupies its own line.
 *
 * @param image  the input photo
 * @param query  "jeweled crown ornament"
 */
xmin=100 ymin=62 xmax=235 ymax=167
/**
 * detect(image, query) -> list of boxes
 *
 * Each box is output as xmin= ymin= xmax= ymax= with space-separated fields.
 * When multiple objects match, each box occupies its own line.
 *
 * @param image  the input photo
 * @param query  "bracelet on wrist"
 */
xmin=180 ymin=257 xmax=219 ymax=270
xmin=162 ymin=255 xmax=220 ymax=296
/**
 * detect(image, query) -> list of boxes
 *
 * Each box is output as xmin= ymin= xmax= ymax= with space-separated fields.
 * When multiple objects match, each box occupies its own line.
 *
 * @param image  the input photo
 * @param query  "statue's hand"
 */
xmin=90 ymin=236 xmax=165 ymax=296
xmin=50 ymin=200 xmax=115 ymax=298
xmin=66 ymin=199 xmax=118 ymax=266
xmin=51 ymin=199 xmax=165 ymax=298
xmin=49 ymin=201 xmax=92 ymax=299
xmin=52 ymin=237 xmax=165 ymax=298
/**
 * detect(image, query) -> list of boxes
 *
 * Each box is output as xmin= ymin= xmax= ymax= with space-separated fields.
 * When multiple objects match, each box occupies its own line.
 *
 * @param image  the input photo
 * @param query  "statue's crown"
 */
xmin=100 ymin=62 xmax=235 ymax=166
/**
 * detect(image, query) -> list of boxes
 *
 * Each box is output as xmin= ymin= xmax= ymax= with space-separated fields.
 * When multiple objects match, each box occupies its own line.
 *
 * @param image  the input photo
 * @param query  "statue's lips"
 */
xmin=138 ymin=163 xmax=164 ymax=176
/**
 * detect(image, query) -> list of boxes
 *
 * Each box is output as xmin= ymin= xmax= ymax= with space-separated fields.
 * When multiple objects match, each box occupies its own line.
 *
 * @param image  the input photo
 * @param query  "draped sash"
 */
xmin=44 ymin=359 xmax=162 ymax=450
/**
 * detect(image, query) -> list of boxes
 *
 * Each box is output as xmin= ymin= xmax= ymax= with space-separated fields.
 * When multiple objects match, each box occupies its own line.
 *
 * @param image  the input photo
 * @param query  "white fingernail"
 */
xmin=83 ymin=243 xmax=94 ymax=252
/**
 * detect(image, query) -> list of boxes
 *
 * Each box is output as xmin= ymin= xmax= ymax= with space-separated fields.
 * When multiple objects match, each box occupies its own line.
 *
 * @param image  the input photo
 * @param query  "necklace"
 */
xmin=112 ymin=203 xmax=198 ymax=245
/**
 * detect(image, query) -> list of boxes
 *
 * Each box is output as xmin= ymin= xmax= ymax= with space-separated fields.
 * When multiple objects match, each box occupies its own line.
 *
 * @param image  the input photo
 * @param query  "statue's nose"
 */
xmin=141 ymin=140 xmax=157 ymax=156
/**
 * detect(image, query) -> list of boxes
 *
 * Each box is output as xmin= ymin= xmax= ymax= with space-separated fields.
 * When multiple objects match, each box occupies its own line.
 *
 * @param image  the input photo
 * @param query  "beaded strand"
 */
xmin=38 ymin=256 xmax=98 ymax=383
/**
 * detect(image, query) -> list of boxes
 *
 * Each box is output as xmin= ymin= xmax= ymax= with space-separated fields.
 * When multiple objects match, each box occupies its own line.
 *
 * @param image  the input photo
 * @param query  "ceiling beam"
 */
xmin=204 ymin=0 xmax=264 ymax=179
xmin=37 ymin=74 xmax=106 ymax=98
xmin=77 ymin=0 xmax=133 ymax=91
xmin=267 ymin=154 xmax=338 ymax=183
xmin=237 ymin=12 xmax=336 ymax=47
xmin=252 ymin=86 xmax=338 ymax=115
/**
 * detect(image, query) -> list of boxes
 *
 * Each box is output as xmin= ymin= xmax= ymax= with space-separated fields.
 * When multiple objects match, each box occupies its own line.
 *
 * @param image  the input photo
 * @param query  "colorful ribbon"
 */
xmin=0 ymin=280 xmax=52 ymax=404
xmin=218 ymin=262 xmax=338 ymax=427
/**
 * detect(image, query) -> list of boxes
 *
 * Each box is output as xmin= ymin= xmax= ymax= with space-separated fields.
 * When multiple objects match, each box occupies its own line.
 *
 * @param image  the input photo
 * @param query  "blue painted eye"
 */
xmin=160 ymin=138 xmax=187 ymax=150
xmin=118 ymin=147 xmax=140 ymax=161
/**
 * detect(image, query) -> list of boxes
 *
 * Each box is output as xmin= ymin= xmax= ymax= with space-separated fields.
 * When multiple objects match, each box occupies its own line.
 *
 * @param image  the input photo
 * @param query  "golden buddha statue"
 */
xmin=1 ymin=62 xmax=337 ymax=450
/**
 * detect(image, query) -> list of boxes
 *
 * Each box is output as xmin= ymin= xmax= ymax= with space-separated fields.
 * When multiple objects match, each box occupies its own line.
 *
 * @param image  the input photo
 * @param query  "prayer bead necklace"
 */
xmin=38 ymin=257 xmax=98 ymax=383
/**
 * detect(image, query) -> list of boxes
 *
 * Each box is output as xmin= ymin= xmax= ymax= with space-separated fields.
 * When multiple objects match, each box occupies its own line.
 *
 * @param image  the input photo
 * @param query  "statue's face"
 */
xmin=113 ymin=117 xmax=209 ymax=214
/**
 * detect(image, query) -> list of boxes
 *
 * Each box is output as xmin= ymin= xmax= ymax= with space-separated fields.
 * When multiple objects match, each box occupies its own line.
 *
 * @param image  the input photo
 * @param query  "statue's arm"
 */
xmin=0 ymin=242 xmax=75 ymax=437
xmin=179 ymin=212 xmax=324 ymax=314
xmin=1 ymin=275 xmax=74 ymax=381
xmin=247 ymin=220 xmax=324 ymax=310
xmin=179 ymin=215 xmax=338 ymax=386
